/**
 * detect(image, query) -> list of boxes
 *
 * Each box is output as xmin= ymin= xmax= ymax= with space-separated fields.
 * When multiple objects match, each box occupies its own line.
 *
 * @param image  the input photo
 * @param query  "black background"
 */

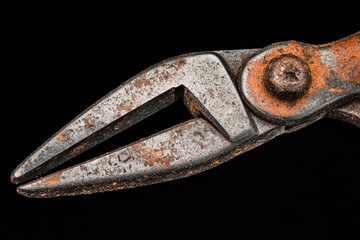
xmin=3 ymin=4 xmax=359 ymax=239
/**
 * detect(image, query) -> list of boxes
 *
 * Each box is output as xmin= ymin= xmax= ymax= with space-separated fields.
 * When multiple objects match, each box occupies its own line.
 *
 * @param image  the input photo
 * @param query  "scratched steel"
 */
xmin=11 ymin=52 xmax=257 ymax=184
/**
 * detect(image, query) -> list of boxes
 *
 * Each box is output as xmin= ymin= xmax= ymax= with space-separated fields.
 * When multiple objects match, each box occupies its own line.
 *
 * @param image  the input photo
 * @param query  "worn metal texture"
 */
xmin=17 ymin=119 xmax=231 ymax=197
xmin=12 ymin=33 xmax=359 ymax=198
xmin=264 ymin=54 xmax=311 ymax=101
xmin=240 ymin=32 xmax=360 ymax=125
xmin=215 ymin=49 xmax=259 ymax=79
xmin=18 ymin=116 xmax=282 ymax=198
xmin=328 ymin=101 xmax=360 ymax=127
xmin=12 ymin=52 xmax=256 ymax=184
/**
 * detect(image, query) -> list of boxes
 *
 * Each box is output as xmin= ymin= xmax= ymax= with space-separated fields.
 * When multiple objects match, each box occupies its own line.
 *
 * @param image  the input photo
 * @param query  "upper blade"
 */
xmin=12 ymin=50 xmax=258 ymax=184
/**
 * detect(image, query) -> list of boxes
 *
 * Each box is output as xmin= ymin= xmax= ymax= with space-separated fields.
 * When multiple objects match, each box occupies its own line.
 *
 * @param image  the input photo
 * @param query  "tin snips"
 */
xmin=11 ymin=32 xmax=359 ymax=198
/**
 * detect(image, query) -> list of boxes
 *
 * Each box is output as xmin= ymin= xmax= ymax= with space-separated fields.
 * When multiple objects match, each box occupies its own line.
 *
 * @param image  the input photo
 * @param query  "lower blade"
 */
xmin=18 ymin=119 xmax=232 ymax=197
xmin=18 ymin=115 xmax=285 ymax=198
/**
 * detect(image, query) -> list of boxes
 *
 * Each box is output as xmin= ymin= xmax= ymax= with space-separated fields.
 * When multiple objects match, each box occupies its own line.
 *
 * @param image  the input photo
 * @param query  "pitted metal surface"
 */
xmin=240 ymin=33 xmax=360 ymax=125
xmin=12 ymin=32 xmax=359 ymax=198
xmin=12 ymin=53 xmax=255 ymax=183
xmin=18 ymin=116 xmax=282 ymax=198
xmin=18 ymin=119 xmax=232 ymax=197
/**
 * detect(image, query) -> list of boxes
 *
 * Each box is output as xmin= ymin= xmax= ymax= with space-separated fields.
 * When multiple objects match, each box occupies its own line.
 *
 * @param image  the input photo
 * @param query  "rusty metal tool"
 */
xmin=11 ymin=32 xmax=360 ymax=198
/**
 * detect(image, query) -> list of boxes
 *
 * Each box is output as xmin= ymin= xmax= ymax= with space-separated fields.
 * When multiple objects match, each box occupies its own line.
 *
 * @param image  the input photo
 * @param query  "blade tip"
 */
xmin=16 ymin=184 xmax=36 ymax=198
xmin=16 ymin=171 xmax=66 ymax=198
xmin=10 ymin=167 xmax=24 ymax=184
xmin=17 ymin=182 xmax=51 ymax=198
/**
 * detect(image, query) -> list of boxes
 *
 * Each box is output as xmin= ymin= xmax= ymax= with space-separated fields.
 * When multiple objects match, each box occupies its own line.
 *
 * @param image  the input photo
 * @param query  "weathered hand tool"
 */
xmin=11 ymin=32 xmax=359 ymax=198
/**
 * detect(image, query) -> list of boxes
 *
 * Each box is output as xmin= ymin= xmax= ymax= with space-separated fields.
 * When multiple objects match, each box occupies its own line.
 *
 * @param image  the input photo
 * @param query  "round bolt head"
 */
xmin=264 ymin=54 xmax=311 ymax=101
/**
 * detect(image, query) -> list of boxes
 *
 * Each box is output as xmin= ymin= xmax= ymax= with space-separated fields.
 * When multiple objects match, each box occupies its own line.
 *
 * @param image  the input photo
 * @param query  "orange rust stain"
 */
xmin=71 ymin=143 xmax=86 ymax=154
xmin=329 ymin=88 xmax=343 ymax=93
xmin=183 ymin=89 xmax=203 ymax=118
xmin=56 ymin=132 xmax=67 ymax=141
xmin=133 ymin=58 xmax=187 ymax=88
xmin=167 ymin=58 xmax=187 ymax=71
xmin=132 ymin=146 xmax=172 ymax=166
xmin=193 ymin=131 xmax=205 ymax=140
xmin=245 ymin=34 xmax=359 ymax=118
xmin=329 ymin=35 xmax=360 ymax=83
xmin=117 ymin=104 xmax=133 ymax=114
xmin=158 ymin=58 xmax=187 ymax=81
xmin=174 ymin=58 xmax=186 ymax=69
xmin=134 ymin=74 xmax=152 ymax=89
xmin=93 ymin=167 xmax=99 ymax=175
xmin=325 ymin=33 xmax=359 ymax=50
xmin=83 ymin=118 xmax=95 ymax=131
xmin=42 ymin=172 xmax=61 ymax=185
xmin=161 ymin=70 xmax=171 ymax=80
xmin=246 ymin=43 xmax=318 ymax=117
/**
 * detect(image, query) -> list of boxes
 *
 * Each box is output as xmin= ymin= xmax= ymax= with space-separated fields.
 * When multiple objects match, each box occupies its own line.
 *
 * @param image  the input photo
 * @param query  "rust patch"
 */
xmin=329 ymin=88 xmax=343 ymax=93
xmin=56 ymin=132 xmax=67 ymax=141
xmin=42 ymin=172 xmax=61 ymax=185
xmin=193 ymin=131 xmax=205 ymax=140
xmin=132 ymin=146 xmax=172 ymax=166
xmin=133 ymin=57 xmax=187 ymax=90
xmin=71 ymin=142 xmax=87 ymax=155
xmin=183 ymin=89 xmax=203 ymax=118
xmin=116 ymin=104 xmax=133 ymax=115
xmin=173 ymin=58 xmax=187 ymax=70
xmin=245 ymin=43 xmax=326 ymax=117
xmin=327 ymin=34 xmax=360 ymax=82
xmin=134 ymin=73 xmax=153 ymax=89
xmin=158 ymin=58 xmax=187 ymax=81
xmin=93 ymin=167 xmax=99 ymax=175
xmin=242 ymin=33 xmax=359 ymax=120
xmin=83 ymin=118 xmax=96 ymax=131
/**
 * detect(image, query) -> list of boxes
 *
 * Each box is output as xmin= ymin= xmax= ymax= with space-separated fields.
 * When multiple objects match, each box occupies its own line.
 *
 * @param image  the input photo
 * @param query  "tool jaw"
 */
xmin=12 ymin=32 xmax=359 ymax=197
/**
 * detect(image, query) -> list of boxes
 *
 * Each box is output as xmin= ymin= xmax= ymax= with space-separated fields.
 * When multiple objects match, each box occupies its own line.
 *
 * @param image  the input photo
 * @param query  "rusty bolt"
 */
xmin=264 ymin=54 xmax=311 ymax=101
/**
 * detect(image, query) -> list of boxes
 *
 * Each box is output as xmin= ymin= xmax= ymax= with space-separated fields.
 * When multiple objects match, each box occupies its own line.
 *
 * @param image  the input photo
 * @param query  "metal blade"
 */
xmin=17 ymin=119 xmax=232 ymax=197
xmin=12 ymin=51 xmax=257 ymax=184
xmin=18 ymin=117 xmax=284 ymax=198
